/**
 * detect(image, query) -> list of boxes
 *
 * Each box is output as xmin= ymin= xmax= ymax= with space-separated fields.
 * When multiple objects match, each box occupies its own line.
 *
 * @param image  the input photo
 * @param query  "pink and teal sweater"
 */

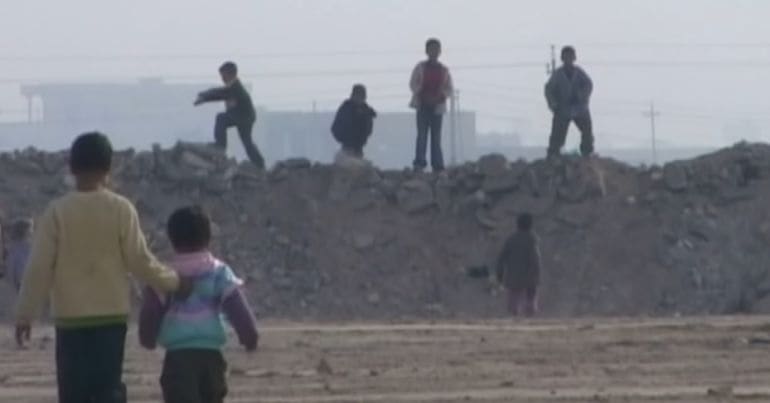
xmin=139 ymin=251 xmax=258 ymax=351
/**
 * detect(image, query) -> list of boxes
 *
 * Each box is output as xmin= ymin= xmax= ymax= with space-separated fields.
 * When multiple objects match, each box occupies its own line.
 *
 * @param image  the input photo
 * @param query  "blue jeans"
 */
xmin=413 ymin=106 xmax=444 ymax=171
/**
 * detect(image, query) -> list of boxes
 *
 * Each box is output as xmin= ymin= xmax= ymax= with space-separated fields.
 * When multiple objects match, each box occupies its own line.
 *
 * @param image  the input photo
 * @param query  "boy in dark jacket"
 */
xmin=194 ymin=61 xmax=265 ymax=169
xmin=544 ymin=46 xmax=594 ymax=158
xmin=496 ymin=213 xmax=542 ymax=317
xmin=331 ymin=84 xmax=377 ymax=158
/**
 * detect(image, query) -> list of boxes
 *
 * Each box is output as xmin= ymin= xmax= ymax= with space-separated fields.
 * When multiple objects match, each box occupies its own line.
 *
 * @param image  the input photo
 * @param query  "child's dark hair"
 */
xmin=425 ymin=38 xmax=441 ymax=50
xmin=69 ymin=131 xmax=113 ymax=174
xmin=167 ymin=205 xmax=212 ymax=253
xmin=517 ymin=213 xmax=534 ymax=231
xmin=219 ymin=61 xmax=238 ymax=76
xmin=351 ymin=84 xmax=366 ymax=97
xmin=561 ymin=46 xmax=576 ymax=58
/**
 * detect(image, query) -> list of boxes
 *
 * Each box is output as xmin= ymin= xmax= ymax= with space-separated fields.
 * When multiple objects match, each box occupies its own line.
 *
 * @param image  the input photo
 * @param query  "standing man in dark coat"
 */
xmin=545 ymin=46 xmax=594 ymax=158
xmin=409 ymin=38 xmax=453 ymax=173
xmin=194 ymin=61 xmax=265 ymax=169
xmin=331 ymin=84 xmax=377 ymax=158
xmin=496 ymin=213 xmax=542 ymax=317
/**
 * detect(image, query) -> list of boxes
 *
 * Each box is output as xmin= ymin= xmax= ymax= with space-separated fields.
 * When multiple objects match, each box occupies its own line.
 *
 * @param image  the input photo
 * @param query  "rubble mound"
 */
xmin=3 ymin=142 xmax=770 ymax=320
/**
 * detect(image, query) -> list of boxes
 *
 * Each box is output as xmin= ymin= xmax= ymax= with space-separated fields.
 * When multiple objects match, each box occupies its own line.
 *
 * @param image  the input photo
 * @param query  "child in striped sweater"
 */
xmin=139 ymin=205 xmax=258 ymax=403
xmin=4 ymin=218 xmax=33 ymax=293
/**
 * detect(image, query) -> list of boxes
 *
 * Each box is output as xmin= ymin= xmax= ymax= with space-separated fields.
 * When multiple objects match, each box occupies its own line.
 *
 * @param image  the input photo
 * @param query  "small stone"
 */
xmin=272 ymin=276 xmax=293 ymax=290
xmin=180 ymin=151 xmax=215 ymax=172
xmin=482 ymin=171 xmax=520 ymax=194
xmin=396 ymin=178 xmax=435 ymax=213
xmin=477 ymin=154 xmax=509 ymax=176
xmin=707 ymin=385 xmax=733 ymax=398
xmin=352 ymin=232 xmax=376 ymax=250
xmin=663 ymin=164 xmax=688 ymax=192
xmin=283 ymin=158 xmax=312 ymax=170
xmin=317 ymin=358 xmax=334 ymax=375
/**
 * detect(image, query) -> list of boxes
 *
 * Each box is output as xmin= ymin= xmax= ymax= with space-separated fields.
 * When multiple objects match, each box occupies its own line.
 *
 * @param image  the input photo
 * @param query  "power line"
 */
xmin=589 ymin=60 xmax=770 ymax=67
xmin=0 ymin=45 xmax=551 ymax=62
xmin=576 ymin=42 xmax=770 ymax=49
xmin=0 ymin=62 xmax=545 ymax=84
xmin=3 ymin=42 xmax=770 ymax=62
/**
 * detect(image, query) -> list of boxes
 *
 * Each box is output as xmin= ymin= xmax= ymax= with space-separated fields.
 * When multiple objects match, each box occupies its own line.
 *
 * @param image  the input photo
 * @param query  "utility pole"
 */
xmin=455 ymin=90 xmax=463 ymax=161
xmin=449 ymin=89 xmax=458 ymax=166
xmin=547 ymin=44 xmax=557 ymax=76
xmin=643 ymin=102 xmax=660 ymax=165
xmin=26 ymin=95 xmax=32 ymax=123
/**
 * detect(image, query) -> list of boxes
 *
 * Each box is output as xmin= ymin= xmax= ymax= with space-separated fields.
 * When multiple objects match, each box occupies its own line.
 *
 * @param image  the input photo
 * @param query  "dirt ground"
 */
xmin=1 ymin=316 xmax=770 ymax=402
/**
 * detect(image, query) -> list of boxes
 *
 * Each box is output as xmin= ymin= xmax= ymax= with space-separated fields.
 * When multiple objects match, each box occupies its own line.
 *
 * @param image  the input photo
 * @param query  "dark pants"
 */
xmin=56 ymin=324 xmax=127 ymax=403
xmin=414 ymin=106 xmax=444 ymax=171
xmin=214 ymin=112 xmax=265 ymax=168
xmin=547 ymin=112 xmax=594 ymax=157
xmin=161 ymin=349 xmax=228 ymax=403
xmin=507 ymin=287 xmax=538 ymax=317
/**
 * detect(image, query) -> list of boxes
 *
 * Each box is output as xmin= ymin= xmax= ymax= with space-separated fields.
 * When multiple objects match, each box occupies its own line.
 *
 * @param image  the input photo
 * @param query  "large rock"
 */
xmin=663 ymin=164 xmax=688 ymax=192
xmin=334 ymin=149 xmax=373 ymax=170
xmin=180 ymin=151 xmax=216 ymax=172
xmin=477 ymin=154 xmax=508 ymax=176
xmin=397 ymin=178 xmax=435 ymax=213
xmin=352 ymin=231 xmax=376 ymax=250
xmin=282 ymin=158 xmax=312 ymax=170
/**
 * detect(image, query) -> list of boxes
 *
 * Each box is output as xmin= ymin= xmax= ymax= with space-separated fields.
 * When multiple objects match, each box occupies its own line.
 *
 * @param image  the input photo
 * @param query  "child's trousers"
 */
xmin=161 ymin=349 xmax=228 ymax=403
xmin=56 ymin=324 xmax=127 ymax=403
xmin=507 ymin=287 xmax=538 ymax=317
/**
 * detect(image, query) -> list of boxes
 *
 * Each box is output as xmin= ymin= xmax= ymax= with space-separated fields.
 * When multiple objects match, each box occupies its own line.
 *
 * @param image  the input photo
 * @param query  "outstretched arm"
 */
xmin=195 ymin=86 xmax=233 ymax=106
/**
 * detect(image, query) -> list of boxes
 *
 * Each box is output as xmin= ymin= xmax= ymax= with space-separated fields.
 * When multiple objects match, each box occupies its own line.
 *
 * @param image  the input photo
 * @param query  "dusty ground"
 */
xmin=1 ymin=317 xmax=770 ymax=402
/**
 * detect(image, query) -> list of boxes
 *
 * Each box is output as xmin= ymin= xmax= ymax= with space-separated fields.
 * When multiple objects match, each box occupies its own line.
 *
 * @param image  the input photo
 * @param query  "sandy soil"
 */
xmin=1 ymin=316 xmax=770 ymax=402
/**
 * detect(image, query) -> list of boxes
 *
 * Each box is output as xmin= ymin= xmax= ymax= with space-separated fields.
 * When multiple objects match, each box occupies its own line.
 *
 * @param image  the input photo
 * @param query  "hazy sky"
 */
xmin=3 ymin=0 xmax=770 ymax=148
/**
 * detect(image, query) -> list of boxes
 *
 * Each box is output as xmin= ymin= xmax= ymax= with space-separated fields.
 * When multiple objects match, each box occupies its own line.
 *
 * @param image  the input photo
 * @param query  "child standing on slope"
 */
xmin=140 ymin=205 xmax=259 ymax=403
xmin=496 ymin=213 xmax=542 ymax=317
xmin=5 ymin=218 xmax=33 ymax=293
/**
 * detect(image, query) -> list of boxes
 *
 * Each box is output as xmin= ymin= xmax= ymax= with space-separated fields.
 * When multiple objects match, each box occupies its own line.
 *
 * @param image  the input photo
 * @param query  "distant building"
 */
xmin=16 ymin=78 xmax=212 ymax=150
